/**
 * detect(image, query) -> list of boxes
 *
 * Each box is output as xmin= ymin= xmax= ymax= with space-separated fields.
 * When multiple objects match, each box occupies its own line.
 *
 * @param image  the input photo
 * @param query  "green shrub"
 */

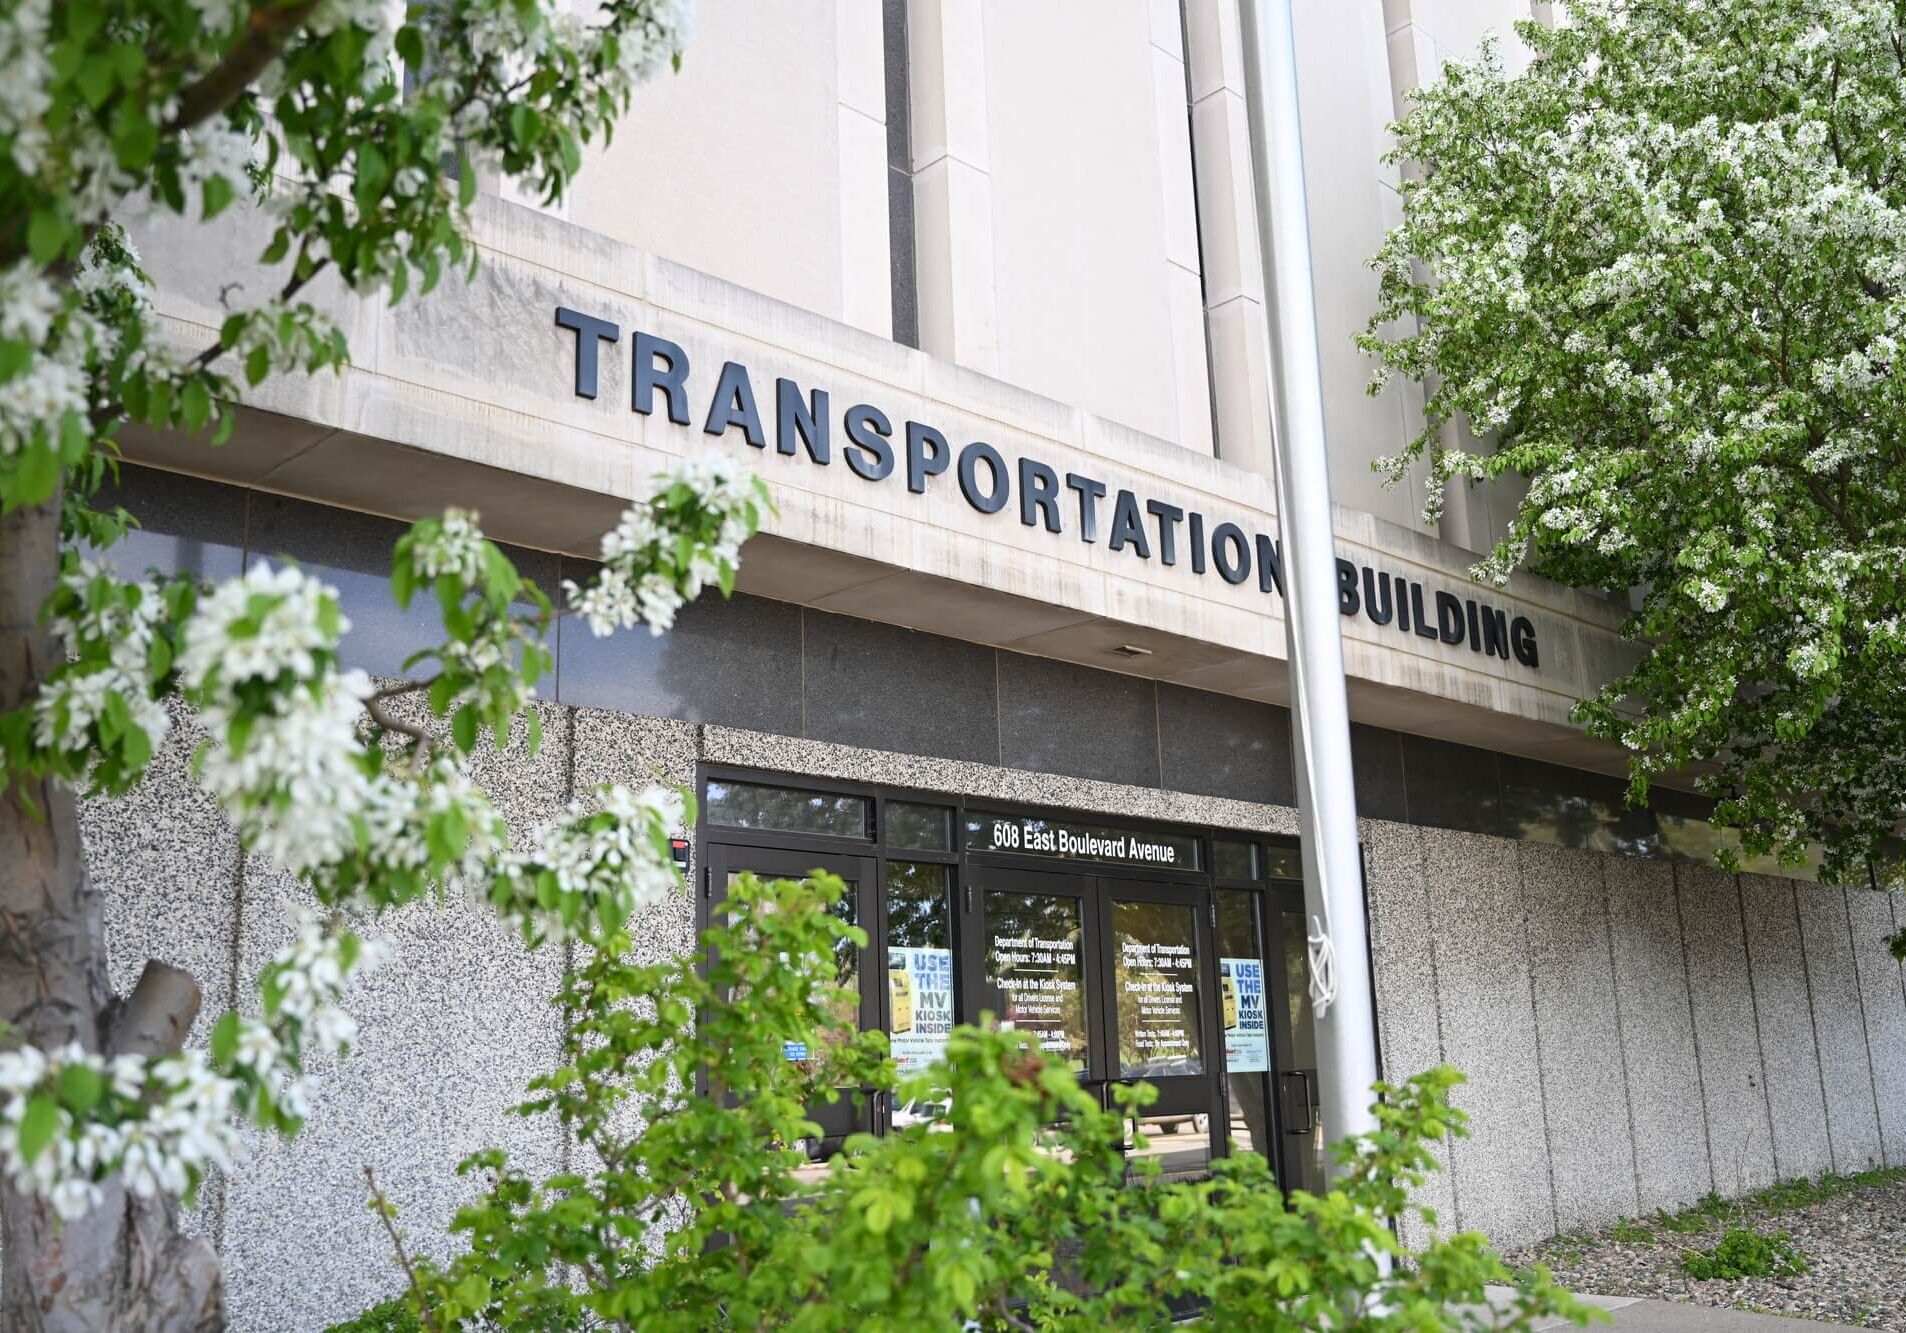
xmin=370 ymin=872 xmax=1597 ymax=1331
xmin=1681 ymin=1228 xmax=1808 ymax=1281
xmin=324 ymin=1298 xmax=423 ymax=1333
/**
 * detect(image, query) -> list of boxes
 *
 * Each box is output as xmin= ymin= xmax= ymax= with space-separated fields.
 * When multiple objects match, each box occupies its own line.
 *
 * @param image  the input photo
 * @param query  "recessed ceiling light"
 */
xmin=1110 ymin=644 xmax=1153 ymax=658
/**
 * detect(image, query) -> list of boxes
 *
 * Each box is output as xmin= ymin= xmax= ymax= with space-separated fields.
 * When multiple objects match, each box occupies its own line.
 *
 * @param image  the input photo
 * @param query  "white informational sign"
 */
xmin=1220 ymin=957 xmax=1270 ymax=1074
xmin=888 ymin=946 xmax=956 ymax=1072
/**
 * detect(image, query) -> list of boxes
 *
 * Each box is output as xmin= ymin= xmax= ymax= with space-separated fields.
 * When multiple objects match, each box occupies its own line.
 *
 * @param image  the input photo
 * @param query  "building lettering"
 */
xmin=555 ymin=308 xmax=1541 ymax=670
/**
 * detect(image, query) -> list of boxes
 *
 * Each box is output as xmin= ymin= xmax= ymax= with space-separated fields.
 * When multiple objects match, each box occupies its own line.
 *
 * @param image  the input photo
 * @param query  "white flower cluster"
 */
xmin=0 ymin=0 xmax=52 ymax=174
xmin=34 ymin=561 xmax=173 ymax=762
xmin=410 ymin=508 xmax=488 ymax=583
xmin=0 ymin=1044 xmax=240 ymax=1221
xmin=0 ymin=261 xmax=87 ymax=459
xmin=180 ymin=562 xmax=379 ymax=874
xmin=492 ymin=784 xmax=686 ymax=939
xmin=230 ymin=915 xmax=394 ymax=1121
xmin=182 ymin=562 xmax=509 ymax=895
xmin=564 ymin=457 xmax=760 ymax=638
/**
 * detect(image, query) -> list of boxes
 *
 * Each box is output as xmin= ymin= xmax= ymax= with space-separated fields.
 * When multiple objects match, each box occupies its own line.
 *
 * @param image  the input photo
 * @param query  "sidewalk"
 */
xmin=1491 ymin=1287 xmax=1841 ymax=1330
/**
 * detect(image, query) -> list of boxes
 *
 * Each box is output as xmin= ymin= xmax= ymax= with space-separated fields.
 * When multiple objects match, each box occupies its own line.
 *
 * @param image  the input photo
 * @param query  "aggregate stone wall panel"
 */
xmin=85 ymin=695 xmax=243 ymax=1247
xmin=1846 ymin=889 xmax=1906 ymax=1167
xmin=220 ymin=698 xmax=574 ymax=1332
xmin=1358 ymin=818 xmax=1454 ymax=1247
xmin=1793 ymin=884 xmax=1885 ymax=1173
xmin=1601 ymin=856 xmax=1712 ymax=1211
xmin=1517 ymin=842 xmax=1640 ymax=1230
xmin=1418 ymin=827 xmax=1555 ymax=1247
xmin=1676 ymin=865 xmax=1777 ymax=1193
xmin=571 ymin=709 xmax=703 ymax=966
xmin=1737 ymin=874 xmax=1833 ymax=1181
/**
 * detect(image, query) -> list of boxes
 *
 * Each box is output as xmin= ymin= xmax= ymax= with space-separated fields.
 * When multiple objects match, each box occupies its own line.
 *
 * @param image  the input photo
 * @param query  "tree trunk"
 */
xmin=0 ymin=489 xmax=224 ymax=1330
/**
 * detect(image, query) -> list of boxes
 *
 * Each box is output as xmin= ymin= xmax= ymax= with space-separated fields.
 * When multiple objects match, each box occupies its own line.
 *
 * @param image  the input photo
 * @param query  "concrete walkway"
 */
xmin=1490 ymin=1287 xmax=1841 ymax=1329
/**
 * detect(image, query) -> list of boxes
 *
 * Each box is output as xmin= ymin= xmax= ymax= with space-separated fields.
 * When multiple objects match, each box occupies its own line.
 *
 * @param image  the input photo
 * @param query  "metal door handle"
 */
xmin=1287 ymin=1070 xmax=1316 ymax=1135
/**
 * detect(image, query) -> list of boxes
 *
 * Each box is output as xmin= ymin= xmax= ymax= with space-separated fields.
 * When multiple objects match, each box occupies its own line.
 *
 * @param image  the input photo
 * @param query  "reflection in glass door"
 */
xmin=701 ymin=844 xmax=879 ymax=1155
xmin=1098 ymin=882 xmax=1220 ymax=1179
xmin=1268 ymin=889 xmax=1327 ymax=1195
xmin=1215 ymin=889 xmax=1273 ymax=1161
xmin=972 ymin=875 xmax=1092 ymax=1073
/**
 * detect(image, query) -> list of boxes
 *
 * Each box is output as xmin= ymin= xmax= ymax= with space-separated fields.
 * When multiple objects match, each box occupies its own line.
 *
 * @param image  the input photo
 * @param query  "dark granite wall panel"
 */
xmin=558 ymin=582 xmax=804 ymax=736
xmin=96 ymin=465 xmax=249 ymax=582
xmin=801 ymin=609 xmax=1000 ymax=764
xmin=996 ymin=651 xmax=1160 ymax=788
xmin=1156 ymin=683 xmax=1294 ymax=806
xmin=1400 ymin=734 xmax=1510 ymax=838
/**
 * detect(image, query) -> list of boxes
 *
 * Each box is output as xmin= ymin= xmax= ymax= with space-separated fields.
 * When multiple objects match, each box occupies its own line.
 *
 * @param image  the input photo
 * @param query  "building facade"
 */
xmin=83 ymin=2 xmax=1906 ymax=1328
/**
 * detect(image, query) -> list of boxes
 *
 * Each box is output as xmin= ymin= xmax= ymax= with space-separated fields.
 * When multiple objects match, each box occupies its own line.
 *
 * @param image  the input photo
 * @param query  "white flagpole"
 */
xmin=1238 ymin=0 xmax=1383 ymax=1167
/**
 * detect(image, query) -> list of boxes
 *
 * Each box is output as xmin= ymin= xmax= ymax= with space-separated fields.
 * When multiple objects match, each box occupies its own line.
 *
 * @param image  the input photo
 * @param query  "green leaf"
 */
xmin=355 ymin=141 xmax=388 ymax=213
xmin=390 ymin=548 xmax=416 ymax=609
xmin=202 ymin=172 xmax=236 ymax=219
xmin=0 ymin=339 xmax=30 ymax=384
xmin=245 ymin=344 xmax=270 ymax=387
xmin=181 ymin=378 xmax=212 ymax=431
xmin=76 ymin=56 xmax=115 ymax=108
xmin=427 ymin=672 xmax=458 ymax=717
xmin=452 ymin=704 xmax=478 ymax=753
xmin=58 ymin=1063 xmax=104 ymax=1115
xmin=12 ymin=440 xmax=60 ymax=507
xmin=110 ymin=99 xmax=159 ymax=170
xmin=27 ymin=209 xmax=68 ymax=266
xmin=19 ymin=1094 xmax=60 ymax=1163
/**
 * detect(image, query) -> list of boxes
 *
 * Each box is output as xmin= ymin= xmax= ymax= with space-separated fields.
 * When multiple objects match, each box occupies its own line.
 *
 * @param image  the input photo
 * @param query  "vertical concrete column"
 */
xmin=906 ymin=0 xmax=999 ymax=373
xmin=836 ymin=0 xmax=893 ymax=339
xmin=1184 ymin=0 xmax=1275 ymax=477
xmin=1148 ymin=1 xmax=1215 ymax=456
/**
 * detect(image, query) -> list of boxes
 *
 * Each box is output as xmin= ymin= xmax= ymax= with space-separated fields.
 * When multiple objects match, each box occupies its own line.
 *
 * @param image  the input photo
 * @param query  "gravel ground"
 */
xmin=1502 ymin=1173 xmax=1906 ymax=1329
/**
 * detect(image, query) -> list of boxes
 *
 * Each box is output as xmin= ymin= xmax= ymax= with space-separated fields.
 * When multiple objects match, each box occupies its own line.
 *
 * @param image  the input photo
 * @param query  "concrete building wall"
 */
xmin=907 ymin=0 xmax=1211 ymax=453
xmin=559 ymin=0 xmax=892 ymax=338
xmin=88 ymin=689 xmax=1906 ymax=1329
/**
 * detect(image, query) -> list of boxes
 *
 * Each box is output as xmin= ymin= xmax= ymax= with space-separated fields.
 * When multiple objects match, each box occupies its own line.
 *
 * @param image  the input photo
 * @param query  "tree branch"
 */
xmin=365 ymin=679 xmax=435 ymax=751
xmin=364 ymin=1165 xmax=441 ymax=1333
xmin=169 ymin=0 xmax=323 ymax=135
xmin=105 ymin=960 xmax=202 ymax=1059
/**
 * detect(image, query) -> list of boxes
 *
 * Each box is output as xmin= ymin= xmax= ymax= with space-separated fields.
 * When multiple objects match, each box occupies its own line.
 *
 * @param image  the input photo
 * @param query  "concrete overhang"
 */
xmin=118 ymin=192 xmax=1644 ymax=780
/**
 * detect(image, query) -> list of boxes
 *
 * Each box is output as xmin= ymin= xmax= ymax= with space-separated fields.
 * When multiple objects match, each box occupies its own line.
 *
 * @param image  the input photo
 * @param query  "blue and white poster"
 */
xmin=1220 ymin=956 xmax=1270 ymax=1074
xmin=888 ymin=947 xmax=955 ymax=1072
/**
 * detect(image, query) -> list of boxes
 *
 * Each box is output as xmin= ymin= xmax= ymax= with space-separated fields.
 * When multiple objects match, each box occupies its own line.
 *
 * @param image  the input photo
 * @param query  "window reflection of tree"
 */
xmin=705 ymin=781 xmax=868 ymax=839
xmin=982 ymin=893 xmax=1087 ymax=1073
xmin=1110 ymin=901 xmax=1202 ymax=1077
xmin=1216 ymin=891 xmax=1272 ymax=1163
xmin=885 ymin=862 xmax=950 ymax=949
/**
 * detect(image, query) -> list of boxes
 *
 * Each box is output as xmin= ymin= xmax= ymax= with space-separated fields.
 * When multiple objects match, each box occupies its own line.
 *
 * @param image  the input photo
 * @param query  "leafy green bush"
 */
xmin=1681 ymin=1228 xmax=1808 ymax=1281
xmin=324 ymin=1298 xmax=423 ymax=1333
xmin=370 ymin=871 xmax=1594 ymax=1331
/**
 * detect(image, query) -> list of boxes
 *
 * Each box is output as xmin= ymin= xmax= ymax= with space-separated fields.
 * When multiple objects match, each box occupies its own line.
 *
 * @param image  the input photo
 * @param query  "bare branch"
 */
xmin=365 ymin=679 xmax=435 ymax=752
xmin=106 ymin=960 xmax=202 ymax=1059
xmin=364 ymin=1165 xmax=441 ymax=1333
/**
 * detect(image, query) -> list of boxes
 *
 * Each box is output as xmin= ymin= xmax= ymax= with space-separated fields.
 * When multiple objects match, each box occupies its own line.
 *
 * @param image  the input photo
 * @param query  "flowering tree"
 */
xmin=1363 ymin=0 xmax=1906 ymax=945
xmin=0 ymin=0 xmax=735 ymax=1327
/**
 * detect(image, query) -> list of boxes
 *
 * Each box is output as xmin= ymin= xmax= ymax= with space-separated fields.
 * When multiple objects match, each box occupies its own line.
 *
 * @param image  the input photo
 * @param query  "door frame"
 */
xmin=700 ymin=841 xmax=882 ymax=1142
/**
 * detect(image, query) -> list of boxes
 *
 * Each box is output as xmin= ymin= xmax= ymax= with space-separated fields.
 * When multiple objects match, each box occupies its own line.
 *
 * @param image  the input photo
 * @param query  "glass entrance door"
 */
xmin=1097 ymin=879 xmax=1220 ymax=1178
xmin=965 ymin=867 xmax=1095 ymax=1077
xmin=1266 ymin=881 xmax=1326 ymax=1195
xmin=702 ymin=844 xmax=880 ymax=1146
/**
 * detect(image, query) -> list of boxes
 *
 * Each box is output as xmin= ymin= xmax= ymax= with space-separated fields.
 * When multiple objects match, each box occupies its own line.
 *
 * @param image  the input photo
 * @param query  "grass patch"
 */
xmin=1654 ymin=1192 xmax=1730 ymax=1234
xmin=1681 ymin=1228 xmax=1808 ymax=1281
xmin=1608 ymin=1217 xmax=1655 ymax=1244
xmin=1746 ymin=1166 xmax=1905 ymax=1216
